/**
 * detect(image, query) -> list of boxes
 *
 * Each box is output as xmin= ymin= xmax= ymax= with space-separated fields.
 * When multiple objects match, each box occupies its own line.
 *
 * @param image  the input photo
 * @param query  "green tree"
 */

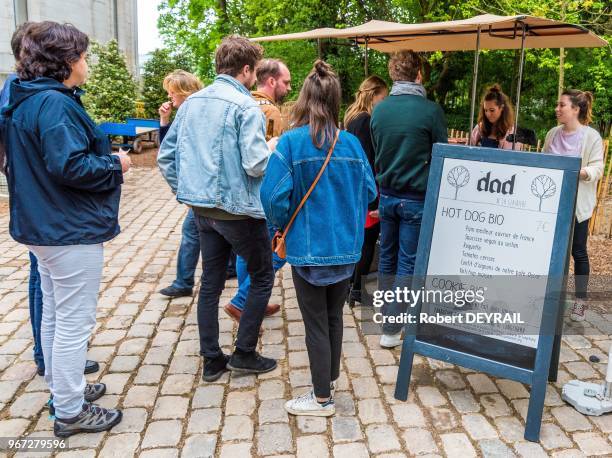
xmin=141 ymin=48 xmax=195 ymax=118
xmin=82 ymin=40 xmax=137 ymax=123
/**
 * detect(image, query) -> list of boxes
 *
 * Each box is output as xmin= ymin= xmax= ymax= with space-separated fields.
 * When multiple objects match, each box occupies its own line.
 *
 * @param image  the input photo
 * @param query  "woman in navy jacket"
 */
xmin=1 ymin=21 xmax=129 ymax=437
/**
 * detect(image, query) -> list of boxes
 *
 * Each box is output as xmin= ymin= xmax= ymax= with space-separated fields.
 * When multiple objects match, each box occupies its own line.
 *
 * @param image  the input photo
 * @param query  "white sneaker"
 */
xmin=285 ymin=390 xmax=335 ymax=417
xmin=570 ymin=301 xmax=586 ymax=322
xmin=380 ymin=332 xmax=402 ymax=348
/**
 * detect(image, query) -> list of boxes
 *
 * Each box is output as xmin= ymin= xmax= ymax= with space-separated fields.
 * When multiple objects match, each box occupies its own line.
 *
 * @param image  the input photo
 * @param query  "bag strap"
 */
xmin=280 ymin=130 xmax=339 ymax=240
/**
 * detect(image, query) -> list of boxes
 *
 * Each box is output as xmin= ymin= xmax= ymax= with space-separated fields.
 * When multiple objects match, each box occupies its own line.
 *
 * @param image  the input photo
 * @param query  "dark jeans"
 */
xmin=572 ymin=218 xmax=590 ymax=299
xmin=28 ymin=252 xmax=45 ymax=370
xmin=351 ymin=223 xmax=380 ymax=293
xmin=292 ymin=266 xmax=348 ymax=399
xmin=194 ymin=215 xmax=274 ymax=358
xmin=378 ymin=194 xmax=424 ymax=334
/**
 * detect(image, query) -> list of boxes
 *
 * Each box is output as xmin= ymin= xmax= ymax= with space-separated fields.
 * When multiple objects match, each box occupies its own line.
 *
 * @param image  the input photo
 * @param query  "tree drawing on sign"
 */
xmin=447 ymin=166 xmax=470 ymax=199
xmin=531 ymin=175 xmax=557 ymax=211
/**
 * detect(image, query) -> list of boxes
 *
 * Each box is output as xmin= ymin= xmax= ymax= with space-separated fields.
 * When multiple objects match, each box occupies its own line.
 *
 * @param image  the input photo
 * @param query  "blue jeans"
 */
xmin=378 ymin=194 xmax=424 ymax=334
xmin=232 ymin=224 xmax=286 ymax=310
xmin=171 ymin=209 xmax=200 ymax=290
xmin=28 ymin=252 xmax=45 ymax=370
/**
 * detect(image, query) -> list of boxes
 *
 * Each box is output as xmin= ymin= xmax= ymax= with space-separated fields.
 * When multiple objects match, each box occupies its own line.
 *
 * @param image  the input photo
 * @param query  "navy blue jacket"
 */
xmin=1 ymin=77 xmax=123 ymax=245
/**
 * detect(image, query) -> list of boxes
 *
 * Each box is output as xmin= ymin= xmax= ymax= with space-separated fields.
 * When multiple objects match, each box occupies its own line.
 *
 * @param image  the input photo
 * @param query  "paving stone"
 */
xmin=219 ymin=442 xmax=253 ymax=458
xmin=92 ymin=330 xmax=126 ymax=346
xmin=332 ymin=442 xmax=370 ymax=458
xmin=478 ymin=439 xmax=517 ymax=458
xmin=259 ymin=399 xmax=289 ymax=424
xmin=391 ymin=403 xmax=427 ymax=428
xmin=332 ymin=416 xmax=363 ymax=442
xmin=100 ymin=373 xmax=130 ymax=395
xmin=134 ymin=365 xmax=165 ymax=384
xmin=98 ymin=433 xmax=140 ymax=457
xmin=111 ymin=408 xmax=148 ymax=433
xmin=550 ymin=406 xmax=592 ymax=431
xmin=168 ymin=355 xmax=199 ymax=374
xmin=297 ymin=434 xmax=329 ymax=458
xmin=0 ymin=380 xmax=24 ymax=402
xmin=225 ymin=390 xmax=256 ymax=415
xmin=591 ymin=413 xmax=612 ymax=433
xmin=467 ymin=374 xmax=498 ymax=394
xmin=462 ymin=413 xmax=498 ymax=440
xmin=366 ymin=424 xmax=401 ymax=453
xmin=494 ymin=416 xmax=525 ymax=442
xmin=222 ymin=415 xmax=253 ymax=441
xmin=345 ymin=357 xmax=374 ymax=377
xmin=182 ymin=434 xmax=217 ymax=458
xmin=161 ymin=374 xmax=195 ymax=395
xmin=229 ymin=373 xmax=256 ymax=389
xmin=141 ymin=420 xmax=182 ymax=448
xmin=152 ymin=395 xmax=190 ymax=420
xmin=0 ymin=419 xmax=30 ymax=437
xmin=297 ymin=416 xmax=328 ymax=434
xmin=496 ymin=379 xmax=530 ymax=399
xmin=139 ymin=449 xmax=179 ymax=458
xmin=481 ymin=394 xmax=511 ymax=417
xmin=573 ymin=432 xmax=612 ymax=456
xmin=258 ymin=379 xmax=285 ymax=400
xmin=401 ymin=428 xmax=438 ymax=455
xmin=187 ymin=408 xmax=222 ymax=434
xmin=109 ymin=355 xmax=141 ymax=372
xmin=429 ymin=407 xmax=459 ymax=431
xmin=123 ymin=386 xmax=158 ymax=408
xmin=357 ymin=398 xmax=388 ymax=424
xmin=539 ymin=422 xmax=572 ymax=450
xmin=417 ymin=386 xmax=448 ymax=407
xmin=143 ymin=346 xmax=173 ymax=365
xmin=56 ymin=450 xmax=96 ymax=458
xmin=257 ymin=423 xmax=294 ymax=455
xmin=375 ymin=365 xmax=398 ymax=384
xmin=117 ymin=338 xmax=149 ymax=355
xmin=448 ymin=389 xmax=481 ymax=413
xmin=441 ymin=433 xmax=477 ymax=458
xmin=352 ymin=377 xmax=380 ymax=399
xmin=67 ymin=431 xmax=106 ymax=448
xmin=9 ymin=392 xmax=49 ymax=418
xmin=514 ymin=442 xmax=548 ymax=458
xmin=334 ymin=392 xmax=356 ymax=416
xmin=551 ymin=450 xmax=586 ymax=458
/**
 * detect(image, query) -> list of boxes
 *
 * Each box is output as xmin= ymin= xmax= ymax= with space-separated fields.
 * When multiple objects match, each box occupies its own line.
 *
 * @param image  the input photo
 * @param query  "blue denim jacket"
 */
xmin=261 ymin=126 xmax=377 ymax=266
xmin=158 ymin=74 xmax=269 ymax=219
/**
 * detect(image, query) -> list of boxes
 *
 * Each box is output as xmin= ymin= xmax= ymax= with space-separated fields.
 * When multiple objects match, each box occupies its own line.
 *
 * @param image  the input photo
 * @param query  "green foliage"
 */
xmin=158 ymin=0 xmax=611 ymax=137
xmin=141 ymin=48 xmax=195 ymax=118
xmin=82 ymin=40 xmax=137 ymax=123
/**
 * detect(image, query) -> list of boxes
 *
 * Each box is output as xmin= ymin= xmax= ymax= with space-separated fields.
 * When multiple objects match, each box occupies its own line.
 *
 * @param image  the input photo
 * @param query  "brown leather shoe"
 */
xmin=224 ymin=303 xmax=242 ymax=322
xmin=265 ymin=303 xmax=281 ymax=316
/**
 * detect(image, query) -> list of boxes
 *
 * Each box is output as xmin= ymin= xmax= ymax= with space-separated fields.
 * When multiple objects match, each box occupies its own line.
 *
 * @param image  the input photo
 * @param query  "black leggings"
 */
xmin=292 ymin=267 xmax=349 ymax=398
xmin=351 ymin=223 xmax=380 ymax=291
xmin=572 ymin=218 xmax=590 ymax=299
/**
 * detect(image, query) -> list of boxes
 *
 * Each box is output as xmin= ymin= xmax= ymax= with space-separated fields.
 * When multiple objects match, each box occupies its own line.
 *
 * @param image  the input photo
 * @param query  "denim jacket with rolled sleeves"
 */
xmin=260 ymin=126 xmax=377 ymax=266
xmin=158 ymin=74 xmax=270 ymax=219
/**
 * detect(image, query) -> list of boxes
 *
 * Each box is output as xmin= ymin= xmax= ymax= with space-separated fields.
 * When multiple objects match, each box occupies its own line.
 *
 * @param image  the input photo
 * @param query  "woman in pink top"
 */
xmin=543 ymin=89 xmax=604 ymax=322
xmin=470 ymin=85 xmax=522 ymax=150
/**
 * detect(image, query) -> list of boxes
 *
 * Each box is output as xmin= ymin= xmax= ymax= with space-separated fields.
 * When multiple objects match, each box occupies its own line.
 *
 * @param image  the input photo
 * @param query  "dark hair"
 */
xmin=388 ymin=50 xmax=421 ymax=82
xmin=11 ymin=22 xmax=33 ymax=59
xmin=255 ymin=59 xmax=285 ymax=86
xmin=291 ymin=60 xmax=341 ymax=148
xmin=478 ymin=84 xmax=515 ymax=140
xmin=215 ymin=35 xmax=263 ymax=77
xmin=562 ymin=89 xmax=594 ymax=125
xmin=17 ymin=21 xmax=89 ymax=82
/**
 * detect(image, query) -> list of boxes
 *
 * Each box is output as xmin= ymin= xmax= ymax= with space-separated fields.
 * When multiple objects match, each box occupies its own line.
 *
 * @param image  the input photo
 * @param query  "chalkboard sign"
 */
xmin=394 ymin=144 xmax=581 ymax=442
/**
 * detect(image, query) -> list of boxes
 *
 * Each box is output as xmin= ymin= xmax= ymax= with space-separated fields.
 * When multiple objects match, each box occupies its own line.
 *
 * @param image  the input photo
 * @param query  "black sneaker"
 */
xmin=49 ymin=383 xmax=107 ymax=417
xmin=84 ymin=360 xmax=100 ymax=374
xmin=54 ymin=402 xmax=122 ymax=437
xmin=227 ymin=350 xmax=277 ymax=374
xmin=202 ymin=353 xmax=230 ymax=382
xmin=159 ymin=285 xmax=193 ymax=297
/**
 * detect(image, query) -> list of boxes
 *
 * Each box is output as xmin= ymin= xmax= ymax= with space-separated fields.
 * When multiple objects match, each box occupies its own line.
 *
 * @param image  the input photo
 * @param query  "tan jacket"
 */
xmin=543 ymin=125 xmax=604 ymax=222
xmin=252 ymin=90 xmax=284 ymax=139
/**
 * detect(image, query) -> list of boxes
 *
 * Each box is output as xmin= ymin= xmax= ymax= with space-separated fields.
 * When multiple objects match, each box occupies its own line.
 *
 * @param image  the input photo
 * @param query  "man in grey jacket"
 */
xmin=158 ymin=35 xmax=277 ymax=381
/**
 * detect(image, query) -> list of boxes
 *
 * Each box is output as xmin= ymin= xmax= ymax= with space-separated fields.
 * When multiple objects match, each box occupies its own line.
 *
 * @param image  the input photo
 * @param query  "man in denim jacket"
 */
xmin=158 ymin=35 xmax=277 ymax=381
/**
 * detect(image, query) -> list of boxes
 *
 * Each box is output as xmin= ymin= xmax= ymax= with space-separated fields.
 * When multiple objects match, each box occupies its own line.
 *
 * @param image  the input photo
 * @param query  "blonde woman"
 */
xmin=543 ymin=89 xmax=604 ymax=322
xmin=343 ymin=75 xmax=388 ymax=305
xmin=157 ymin=70 xmax=205 ymax=298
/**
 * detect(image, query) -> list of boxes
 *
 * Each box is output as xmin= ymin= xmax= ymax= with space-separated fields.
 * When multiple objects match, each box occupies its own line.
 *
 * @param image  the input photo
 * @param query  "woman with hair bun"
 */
xmin=470 ymin=84 xmax=522 ymax=150
xmin=544 ymin=89 xmax=604 ymax=322
xmin=261 ymin=60 xmax=376 ymax=417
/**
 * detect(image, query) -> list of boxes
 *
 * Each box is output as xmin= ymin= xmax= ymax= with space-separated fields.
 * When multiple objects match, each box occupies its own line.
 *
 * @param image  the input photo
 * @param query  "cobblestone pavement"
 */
xmin=1 ymin=168 xmax=611 ymax=458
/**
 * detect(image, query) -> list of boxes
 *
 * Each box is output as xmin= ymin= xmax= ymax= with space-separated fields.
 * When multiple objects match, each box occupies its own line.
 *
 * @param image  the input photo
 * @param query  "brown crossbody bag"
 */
xmin=271 ymin=130 xmax=339 ymax=259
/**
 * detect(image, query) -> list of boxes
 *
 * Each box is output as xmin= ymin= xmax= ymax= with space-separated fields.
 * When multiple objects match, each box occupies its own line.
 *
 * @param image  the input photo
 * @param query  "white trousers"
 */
xmin=28 ymin=244 xmax=103 ymax=419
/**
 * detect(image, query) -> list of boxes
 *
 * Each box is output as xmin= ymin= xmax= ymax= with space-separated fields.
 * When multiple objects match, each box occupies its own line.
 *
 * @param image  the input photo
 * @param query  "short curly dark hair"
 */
xmin=17 ymin=21 xmax=89 ymax=82
xmin=388 ymin=50 xmax=421 ymax=82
